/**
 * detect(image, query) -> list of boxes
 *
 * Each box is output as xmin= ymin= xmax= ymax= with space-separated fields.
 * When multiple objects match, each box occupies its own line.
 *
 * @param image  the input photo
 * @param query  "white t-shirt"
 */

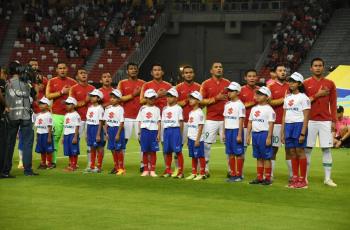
xmin=86 ymin=105 xmax=104 ymax=125
xmin=162 ymin=104 xmax=183 ymax=128
xmin=223 ymin=100 xmax=245 ymax=129
xmin=35 ymin=111 xmax=53 ymax=134
xmin=64 ymin=111 xmax=81 ymax=135
xmin=187 ymin=108 xmax=205 ymax=141
xmin=249 ymin=104 xmax=275 ymax=132
xmin=103 ymin=105 xmax=124 ymax=127
xmin=136 ymin=105 xmax=161 ymax=131
xmin=283 ymin=93 xmax=311 ymax=123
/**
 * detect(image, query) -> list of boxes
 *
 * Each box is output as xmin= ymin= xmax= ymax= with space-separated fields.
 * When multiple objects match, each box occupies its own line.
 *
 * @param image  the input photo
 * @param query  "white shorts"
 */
xmin=307 ymin=120 xmax=333 ymax=148
xmin=204 ymin=120 xmax=224 ymax=144
xmin=272 ymin=124 xmax=282 ymax=147
xmin=124 ymin=118 xmax=140 ymax=139
xmin=182 ymin=122 xmax=188 ymax=145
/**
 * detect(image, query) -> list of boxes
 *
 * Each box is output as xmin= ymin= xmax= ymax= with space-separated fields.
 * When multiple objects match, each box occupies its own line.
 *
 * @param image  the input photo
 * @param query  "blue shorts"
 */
xmin=107 ymin=126 xmax=126 ymax=151
xmin=163 ymin=127 xmax=182 ymax=154
xmin=285 ymin=122 xmax=307 ymax=149
xmin=225 ymin=129 xmax=244 ymax=155
xmin=35 ymin=133 xmax=54 ymax=154
xmin=187 ymin=138 xmax=204 ymax=158
xmin=252 ymin=131 xmax=273 ymax=159
xmin=63 ymin=134 xmax=80 ymax=156
xmin=140 ymin=128 xmax=159 ymax=152
xmin=86 ymin=124 xmax=105 ymax=147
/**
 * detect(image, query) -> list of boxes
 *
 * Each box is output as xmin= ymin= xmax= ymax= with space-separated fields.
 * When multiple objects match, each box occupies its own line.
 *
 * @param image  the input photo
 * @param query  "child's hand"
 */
xmin=246 ymin=135 xmax=251 ymax=145
xmin=115 ymin=135 xmax=120 ymax=142
xmin=236 ymin=135 xmax=242 ymax=144
xmin=156 ymin=134 xmax=161 ymax=142
xmin=298 ymin=135 xmax=305 ymax=144
xmin=195 ymin=140 xmax=200 ymax=147
xmin=104 ymin=133 xmax=108 ymax=141
xmin=222 ymin=134 xmax=226 ymax=143
xmin=72 ymin=136 xmax=77 ymax=144
xmin=47 ymin=136 xmax=52 ymax=144
xmin=96 ymin=135 xmax=101 ymax=142
xmin=266 ymin=138 xmax=271 ymax=146
xmin=281 ymin=133 xmax=285 ymax=144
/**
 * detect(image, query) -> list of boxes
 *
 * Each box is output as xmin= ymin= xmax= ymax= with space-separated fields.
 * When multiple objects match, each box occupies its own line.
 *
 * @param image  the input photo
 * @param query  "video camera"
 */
xmin=8 ymin=60 xmax=42 ymax=85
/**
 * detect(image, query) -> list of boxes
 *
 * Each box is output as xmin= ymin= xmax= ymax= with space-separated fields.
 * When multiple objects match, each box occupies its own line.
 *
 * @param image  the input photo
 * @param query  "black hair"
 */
xmin=272 ymin=63 xmax=285 ymax=72
xmin=337 ymin=105 xmax=344 ymax=113
xmin=8 ymin=60 xmax=21 ymax=75
xmin=151 ymin=63 xmax=163 ymax=70
xmin=127 ymin=62 xmax=138 ymax=69
xmin=310 ymin=57 xmax=325 ymax=67
xmin=56 ymin=62 xmax=67 ymax=67
xmin=244 ymin=69 xmax=257 ymax=76
xmin=182 ymin=65 xmax=194 ymax=72
xmin=288 ymin=78 xmax=305 ymax=93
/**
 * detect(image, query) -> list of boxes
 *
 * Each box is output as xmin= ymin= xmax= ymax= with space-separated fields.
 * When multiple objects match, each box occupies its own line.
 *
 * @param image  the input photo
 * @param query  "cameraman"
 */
xmin=0 ymin=66 xmax=7 ymax=177
xmin=1 ymin=61 xmax=38 ymax=177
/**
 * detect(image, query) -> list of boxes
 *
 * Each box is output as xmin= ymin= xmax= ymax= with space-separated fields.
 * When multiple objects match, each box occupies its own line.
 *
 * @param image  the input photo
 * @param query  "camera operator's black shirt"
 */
xmin=0 ymin=79 xmax=5 ymax=114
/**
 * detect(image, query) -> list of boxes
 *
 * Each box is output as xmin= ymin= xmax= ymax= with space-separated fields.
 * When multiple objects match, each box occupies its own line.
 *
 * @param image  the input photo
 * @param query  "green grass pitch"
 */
xmin=0 ymin=138 xmax=350 ymax=230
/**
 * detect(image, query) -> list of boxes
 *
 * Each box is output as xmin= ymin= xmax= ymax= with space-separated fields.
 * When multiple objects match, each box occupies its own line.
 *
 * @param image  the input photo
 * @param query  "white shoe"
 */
xmin=141 ymin=171 xmax=149 ymax=177
xmin=150 ymin=171 xmax=158 ymax=177
xmin=324 ymin=179 xmax=337 ymax=187
xmin=17 ymin=162 xmax=24 ymax=169
xmin=185 ymin=174 xmax=196 ymax=180
xmin=193 ymin=175 xmax=206 ymax=181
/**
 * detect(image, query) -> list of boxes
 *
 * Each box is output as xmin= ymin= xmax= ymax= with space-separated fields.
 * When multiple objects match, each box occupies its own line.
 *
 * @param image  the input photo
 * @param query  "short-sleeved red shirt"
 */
xmin=70 ymin=83 xmax=95 ymax=121
xmin=32 ymin=77 xmax=48 ymax=114
xmin=176 ymin=81 xmax=201 ymax=122
xmin=200 ymin=77 xmax=230 ymax=121
xmin=268 ymin=81 xmax=289 ymax=124
xmin=99 ymin=86 xmax=114 ymax=107
xmin=239 ymin=85 xmax=259 ymax=127
xmin=304 ymin=76 xmax=337 ymax=122
xmin=119 ymin=78 xmax=145 ymax=119
xmin=47 ymin=76 xmax=77 ymax=115
xmin=142 ymin=79 xmax=172 ymax=112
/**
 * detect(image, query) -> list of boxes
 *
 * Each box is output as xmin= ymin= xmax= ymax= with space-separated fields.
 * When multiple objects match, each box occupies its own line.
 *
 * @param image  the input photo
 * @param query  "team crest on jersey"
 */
xmin=254 ymin=111 xmax=261 ymax=117
xmin=288 ymin=99 xmax=294 ymax=106
xmin=166 ymin=112 xmax=172 ymax=119
xmin=38 ymin=118 xmax=43 ymax=125
xmin=108 ymin=112 xmax=114 ymax=119
xmin=189 ymin=117 xmax=194 ymax=123
xmin=66 ymin=118 xmax=70 ymax=124
xmin=228 ymin=108 xmax=233 ymax=115
xmin=146 ymin=112 xmax=152 ymax=119
xmin=88 ymin=111 xmax=94 ymax=118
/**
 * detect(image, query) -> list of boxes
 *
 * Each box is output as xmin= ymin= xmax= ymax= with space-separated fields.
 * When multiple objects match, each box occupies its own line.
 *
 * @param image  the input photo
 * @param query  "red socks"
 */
xmin=47 ymin=153 xmax=52 ymax=165
xmin=90 ymin=149 xmax=96 ymax=169
xmin=150 ymin=152 xmax=157 ymax=171
xmin=143 ymin=153 xmax=149 ymax=171
xmin=165 ymin=153 xmax=172 ymax=173
xmin=199 ymin=157 xmax=206 ymax=175
xmin=291 ymin=157 xmax=299 ymax=178
xmin=191 ymin=158 xmax=198 ymax=174
xmin=117 ymin=150 xmax=124 ymax=170
xmin=97 ymin=150 xmax=103 ymax=169
xmin=299 ymin=158 xmax=307 ymax=181
xmin=237 ymin=158 xmax=243 ymax=177
xmin=265 ymin=167 xmax=272 ymax=181
xmin=112 ymin=151 xmax=119 ymax=171
xmin=41 ymin=153 xmax=47 ymax=165
xmin=257 ymin=166 xmax=264 ymax=181
xmin=229 ymin=156 xmax=236 ymax=176
xmin=177 ymin=152 xmax=184 ymax=174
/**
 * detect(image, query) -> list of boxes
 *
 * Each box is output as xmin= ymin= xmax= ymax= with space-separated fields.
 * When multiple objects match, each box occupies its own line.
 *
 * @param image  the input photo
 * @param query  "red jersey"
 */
xmin=142 ymin=79 xmax=172 ymax=112
xmin=304 ymin=76 xmax=337 ymax=122
xmin=47 ymin=76 xmax=77 ymax=115
xmin=118 ymin=78 xmax=145 ymax=119
xmin=99 ymin=86 xmax=114 ymax=107
xmin=176 ymin=81 xmax=201 ymax=122
xmin=70 ymin=83 xmax=95 ymax=121
xmin=32 ymin=77 xmax=48 ymax=114
xmin=268 ymin=81 xmax=289 ymax=124
xmin=200 ymin=77 xmax=230 ymax=121
xmin=239 ymin=85 xmax=259 ymax=127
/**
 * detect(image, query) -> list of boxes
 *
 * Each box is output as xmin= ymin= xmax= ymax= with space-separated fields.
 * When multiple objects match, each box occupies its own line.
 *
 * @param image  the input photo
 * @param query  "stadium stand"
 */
xmin=0 ymin=1 xmax=13 ymax=48
xmin=259 ymin=0 xmax=333 ymax=80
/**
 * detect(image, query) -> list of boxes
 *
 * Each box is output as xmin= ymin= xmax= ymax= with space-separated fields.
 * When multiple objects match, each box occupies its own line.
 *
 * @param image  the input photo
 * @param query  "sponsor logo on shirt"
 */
xmin=228 ymin=108 xmax=233 ymax=115
xmin=166 ymin=112 xmax=172 ymax=119
xmin=108 ymin=112 xmax=114 ymax=119
xmin=146 ymin=112 xmax=152 ymax=119
xmin=88 ymin=112 xmax=94 ymax=118
xmin=288 ymin=99 xmax=294 ymax=106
